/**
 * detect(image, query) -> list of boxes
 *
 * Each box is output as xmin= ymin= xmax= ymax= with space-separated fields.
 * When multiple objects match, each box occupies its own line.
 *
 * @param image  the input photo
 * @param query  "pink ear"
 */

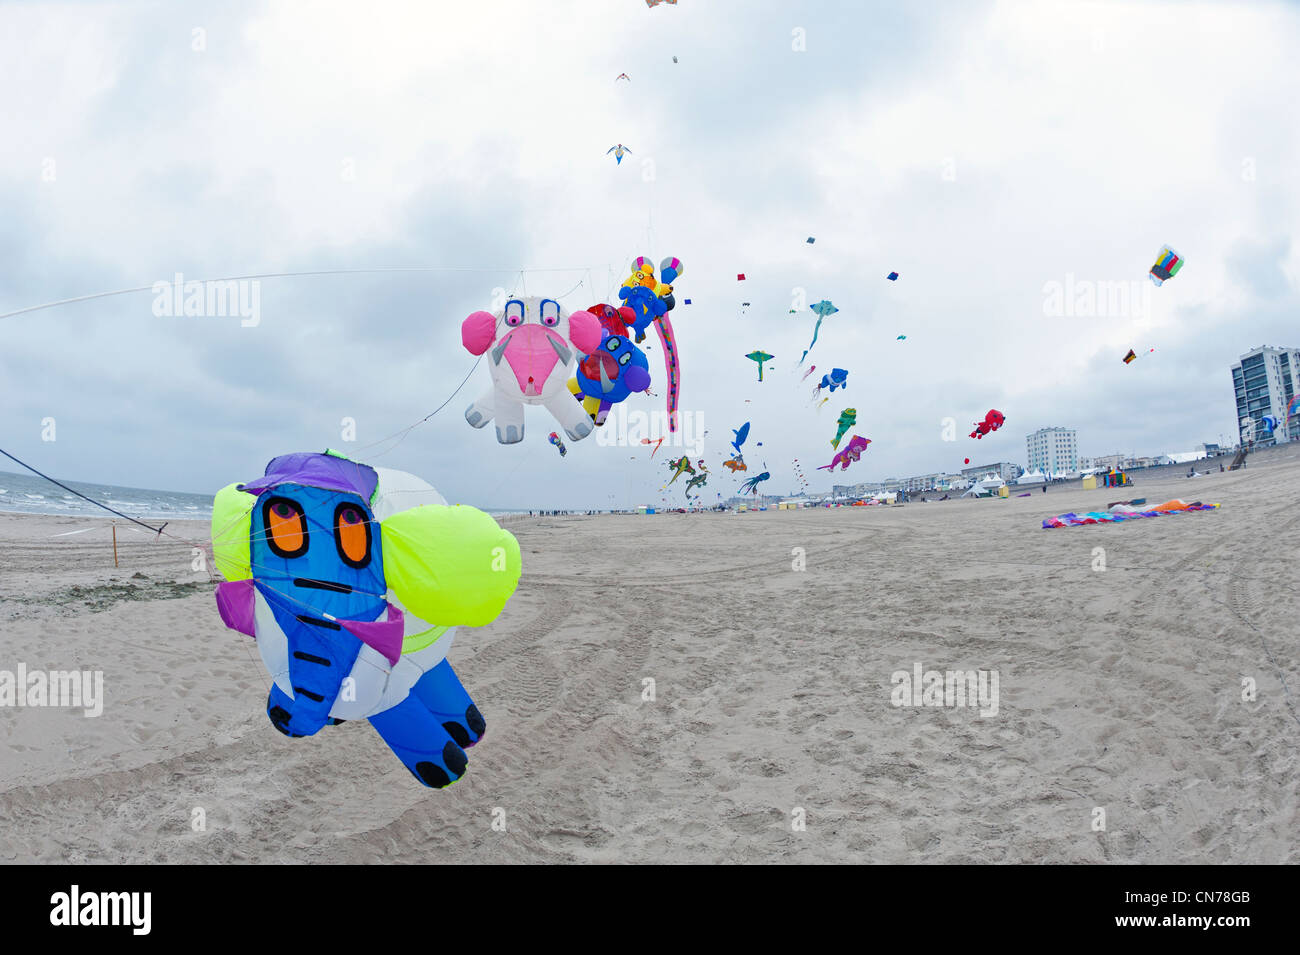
xmin=462 ymin=311 xmax=497 ymax=355
xmin=568 ymin=309 xmax=602 ymax=354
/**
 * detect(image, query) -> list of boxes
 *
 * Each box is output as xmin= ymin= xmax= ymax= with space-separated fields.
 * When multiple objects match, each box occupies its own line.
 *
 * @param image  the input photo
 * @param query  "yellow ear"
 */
xmin=380 ymin=505 xmax=521 ymax=626
xmin=211 ymin=483 xmax=256 ymax=580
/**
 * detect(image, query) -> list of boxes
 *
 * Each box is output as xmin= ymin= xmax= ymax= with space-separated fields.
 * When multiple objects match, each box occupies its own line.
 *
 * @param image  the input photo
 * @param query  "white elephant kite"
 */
xmin=462 ymin=296 xmax=602 ymax=445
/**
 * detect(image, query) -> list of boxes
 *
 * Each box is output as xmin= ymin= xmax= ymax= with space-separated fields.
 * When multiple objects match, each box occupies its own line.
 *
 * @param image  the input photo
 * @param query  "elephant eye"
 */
xmin=619 ymin=352 xmax=631 ymax=365
xmin=605 ymin=336 xmax=621 ymax=351
xmin=539 ymin=299 xmax=560 ymax=327
xmin=504 ymin=299 xmax=525 ymax=327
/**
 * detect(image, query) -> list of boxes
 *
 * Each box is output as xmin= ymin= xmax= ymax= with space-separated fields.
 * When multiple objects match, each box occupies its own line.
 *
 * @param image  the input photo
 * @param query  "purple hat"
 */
xmin=238 ymin=451 xmax=378 ymax=502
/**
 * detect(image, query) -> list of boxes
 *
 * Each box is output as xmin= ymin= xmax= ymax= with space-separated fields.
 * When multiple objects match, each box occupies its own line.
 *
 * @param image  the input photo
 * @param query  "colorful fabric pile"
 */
xmin=1041 ymin=499 xmax=1218 ymax=529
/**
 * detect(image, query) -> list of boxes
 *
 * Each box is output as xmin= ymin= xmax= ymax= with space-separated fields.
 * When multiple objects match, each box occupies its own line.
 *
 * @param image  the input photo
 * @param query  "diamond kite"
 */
xmin=887 ymin=272 xmax=899 ymax=281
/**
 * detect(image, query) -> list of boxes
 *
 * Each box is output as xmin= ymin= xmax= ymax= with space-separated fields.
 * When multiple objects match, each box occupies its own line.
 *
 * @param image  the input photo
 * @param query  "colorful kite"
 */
xmin=616 ymin=73 xmax=630 ymax=82
xmin=548 ymin=432 xmax=567 ymax=457
xmin=211 ymin=450 xmax=521 ymax=788
xmin=568 ymin=324 xmax=652 ymax=426
xmin=463 ymin=296 xmax=602 ymax=445
xmin=1149 ymin=246 xmax=1184 ymax=286
xmin=831 ymin=408 xmax=857 ymax=449
xmin=806 ymin=237 xmax=815 ymax=244
xmin=641 ymin=436 xmax=665 ymax=457
xmin=812 ymin=367 xmax=848 ymax=399
xmin=800 ymin=300 xmax=838 ymax=365
xmin=1123 ymin=348 xmax=1154 ymax=364
xmin=723 ymin=457 xmax=747 ymax=473
xmin=737 ymin=273 xmax=746 ymax=281
xmin=1261 ymin=414 xmax=1280 ymax=432
xmin=801 ymin=365 xmax=817 ymax=382
xmin=731 ymin=422 xmax=750 ymax=455
xmin=666 ymin=455 xmax=695 ymax=484
xmin=970 ymin=409 xmax=1005 ymax=439
xmin=896 ymin=335 xmax=906 ymax=341
xmin=1042 ymin=499 xmax=1218 ymax=529
xmin=887 ymin=272 xmax=899 ymax=281
xmin=685 ymin=467 xmax=709 ymax=498
xmin=738 ymin=468 xmax=771 ymax=496
xmin=746 ymin=349 xmax=774 ymax=381
xmin=818 ymin=435 xmax=871 ymax=472
xmin=607 ymin=144 xmax=633 ymax=164
xmin=616 ymin=256 xmax=684 ymax=430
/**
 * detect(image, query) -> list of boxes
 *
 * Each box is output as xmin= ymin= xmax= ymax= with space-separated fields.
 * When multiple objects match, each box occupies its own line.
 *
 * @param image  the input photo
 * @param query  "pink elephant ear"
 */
xmin=568 ymin=309 xmax=602 ymax=355
xmin=462 ymin=311 xmax=497 ymax=355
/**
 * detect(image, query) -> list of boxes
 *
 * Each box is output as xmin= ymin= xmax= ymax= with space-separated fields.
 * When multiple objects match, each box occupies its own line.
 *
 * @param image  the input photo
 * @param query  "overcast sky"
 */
xmin=2 ymin=0 xmax=1297 ymax=509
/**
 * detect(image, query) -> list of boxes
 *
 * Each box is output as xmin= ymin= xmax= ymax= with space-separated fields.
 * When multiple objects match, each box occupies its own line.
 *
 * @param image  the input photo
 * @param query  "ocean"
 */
xmin=0 ymin=469 xmax=535 ymax=521
xmin=0 ymin=469 xmax=213 ymax=522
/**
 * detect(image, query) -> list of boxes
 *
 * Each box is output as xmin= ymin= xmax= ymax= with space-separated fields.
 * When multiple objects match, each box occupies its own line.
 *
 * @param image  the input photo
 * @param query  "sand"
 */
xmin=1 ymin=447 xmax=1297 ymax=864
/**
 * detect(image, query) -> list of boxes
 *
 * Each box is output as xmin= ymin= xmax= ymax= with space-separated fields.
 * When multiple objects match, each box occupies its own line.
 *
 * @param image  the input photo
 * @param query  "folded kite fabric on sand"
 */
xmin=1041 ymin=498 xmax=1219 ymax=529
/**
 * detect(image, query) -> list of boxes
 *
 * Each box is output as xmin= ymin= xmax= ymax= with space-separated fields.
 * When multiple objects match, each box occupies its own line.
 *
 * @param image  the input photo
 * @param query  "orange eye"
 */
xmin=263 ymin=497 xmax=308 ymax=558
xmin=334 ymin=503 xmax=372 ymax=568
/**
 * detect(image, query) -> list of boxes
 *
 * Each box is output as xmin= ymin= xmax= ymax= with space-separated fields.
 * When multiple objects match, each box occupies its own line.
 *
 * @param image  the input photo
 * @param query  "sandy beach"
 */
xmin=0 ymin=446 xmax=1296 ymax=864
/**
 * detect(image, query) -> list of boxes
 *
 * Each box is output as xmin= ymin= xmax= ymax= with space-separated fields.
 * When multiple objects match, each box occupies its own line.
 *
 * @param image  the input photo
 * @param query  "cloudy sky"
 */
xmin=2 ymin=0 xmax=1297 ymax=509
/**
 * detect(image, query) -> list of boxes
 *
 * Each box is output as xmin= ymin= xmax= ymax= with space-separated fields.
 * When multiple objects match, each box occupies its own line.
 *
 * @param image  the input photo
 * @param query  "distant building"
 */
xmin=1231 ymin=345 xmax=1300 ymax=445
xmin=960 ymin=461 xmax=1022 ymax=483
xmin=1026 ymin=427 xmax=1078 ymax=475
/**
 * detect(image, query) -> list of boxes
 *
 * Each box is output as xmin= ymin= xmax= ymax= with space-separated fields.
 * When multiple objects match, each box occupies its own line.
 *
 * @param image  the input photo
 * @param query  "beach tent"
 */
xmin=962 ymin=482 xmax=992 ymax=498
xmin=1015 ymin=470 xmax=1046 ymax=485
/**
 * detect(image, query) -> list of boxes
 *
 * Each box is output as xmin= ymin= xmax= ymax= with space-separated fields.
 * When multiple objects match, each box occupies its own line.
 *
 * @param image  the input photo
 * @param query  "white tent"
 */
xmin=1015 ymin=470 xmax=1046 ymax=485
xmin=962 ymin=482 xmax=993 ymax=498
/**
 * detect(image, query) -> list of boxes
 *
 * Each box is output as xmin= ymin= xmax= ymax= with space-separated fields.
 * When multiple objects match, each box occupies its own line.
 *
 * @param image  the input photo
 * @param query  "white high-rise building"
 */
xmin=1231 ymin=346 xmax=1299 ymax=445
xmin=1026 ymin=427 xmax=1078 ymax=475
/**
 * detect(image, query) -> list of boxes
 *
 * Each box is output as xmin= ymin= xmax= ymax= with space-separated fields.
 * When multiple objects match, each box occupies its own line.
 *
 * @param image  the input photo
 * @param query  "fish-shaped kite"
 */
xmin=731 ymin=422 xmax=750 ymax=455
xmin=1149 ymin=246 xmax=1184 ymax=286
xmin=746 ymin=350 xmax=774 ymax=381
xmin=831 ymin=408 xmax=857 ymax=449
xmin=607 ymin=144 xmax=633 ymax=164
xmin=817 ymin=435 xmax=871 ymax=471
xmin=800 ymin=300 xmax=838 ymax=365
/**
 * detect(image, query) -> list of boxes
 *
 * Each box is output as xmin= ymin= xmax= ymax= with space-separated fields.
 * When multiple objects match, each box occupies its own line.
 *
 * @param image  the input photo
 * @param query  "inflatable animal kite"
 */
xmin=831 ymin=408 xmax=857 ymax=449
xmin=738 ymin=469 xmax=771 ymax=496
xmin=746 ymin=349 xmax=774 ymax=381
xmin=812 ymin=367 xmax=848 ymax=399
xmin=462 ymin=296 xmax=601 ymax=445
xmin=731 ymin=421 xmax=750 ymax=455
xmin=818 ymin=435 xmax=871 ymax=471
xmin=211 ymin=450 xmax=522 ymax=789
xmin=617 ymin=256 xmax=684 ymax=431
xmin=685 ymin=466 xmax=709 ymax=498
xmin=800 ymin=300 xmax=838 ymax=365
xmin=568 ymin=325 xmax=652 ymax=426
xmin=723 ymin=456 xmax=747 ymax=473
xmin=970 ymin=409 xmax=1005 ymax=439
xmin=666 ymin=455 xmax=695 ymax=484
